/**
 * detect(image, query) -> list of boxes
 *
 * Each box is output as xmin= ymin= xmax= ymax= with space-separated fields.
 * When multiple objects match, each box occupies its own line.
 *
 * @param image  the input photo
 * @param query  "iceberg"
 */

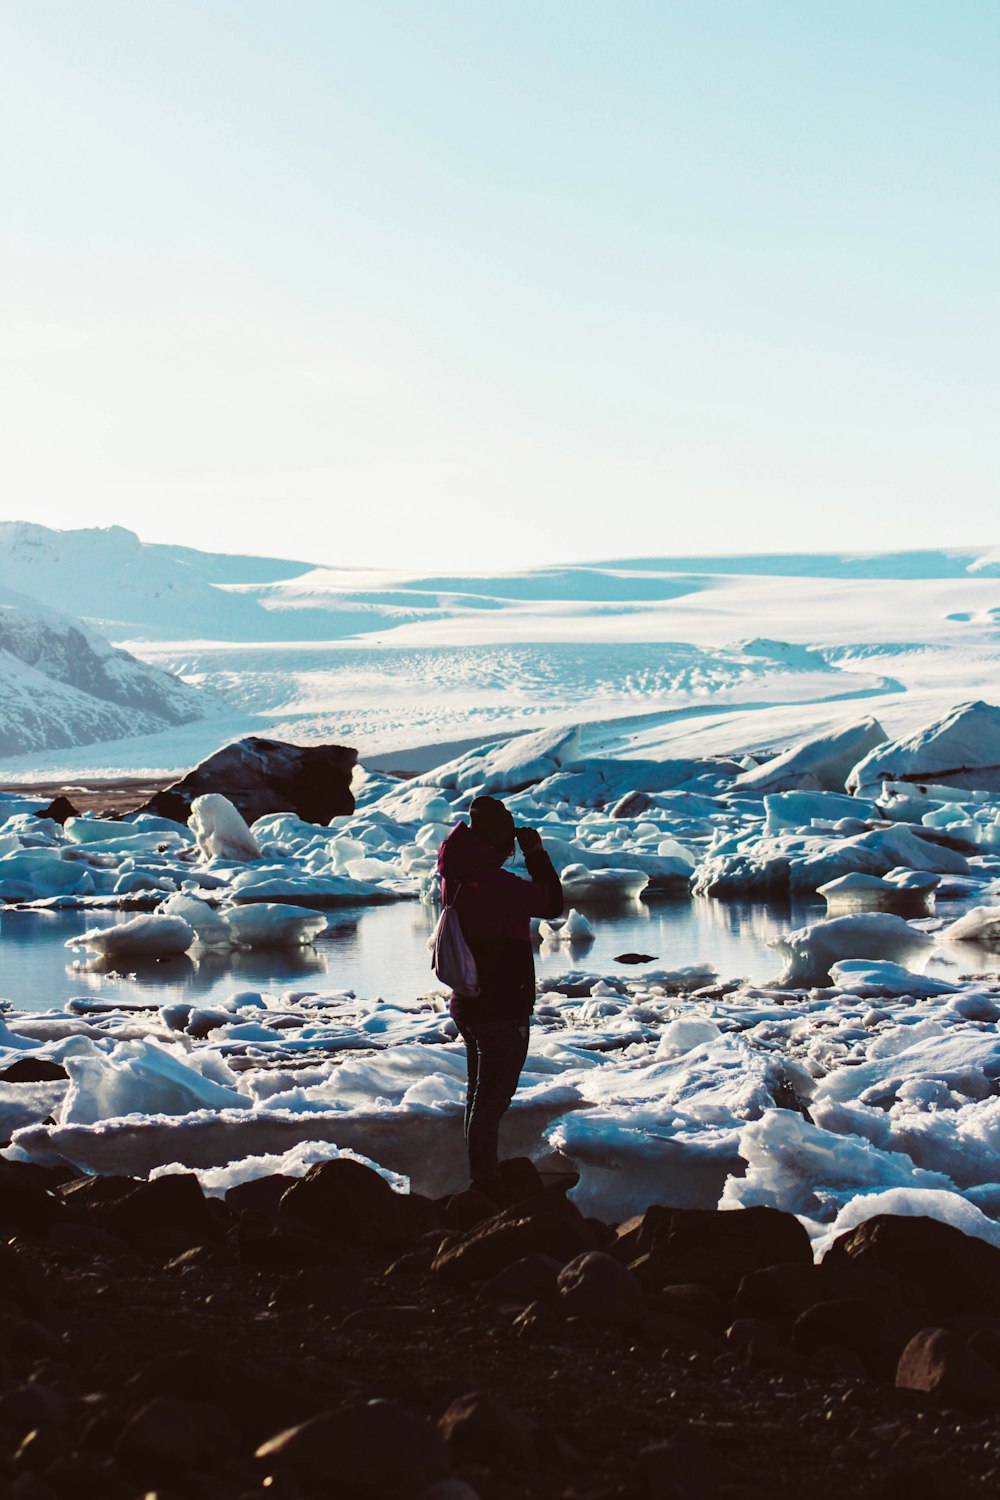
xmin=189 ymin=794 xmax=262 ymax=862
xmin=66 ymin=913 xmax=196 ymax=959
xmin=737 ymin=717 xmax=887 ymax=794
xmin=848 ymin=700 xmax=1000 ymax=797
xmin=223 ymin=903 xmax=328 ymax=949
xmin=769 ymin=912 xmax=933 ymax=987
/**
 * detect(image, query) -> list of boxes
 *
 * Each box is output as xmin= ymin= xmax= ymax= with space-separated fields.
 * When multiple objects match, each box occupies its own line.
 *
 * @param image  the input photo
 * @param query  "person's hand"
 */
xmin=515 ymin=826 xmax=542 ymax=855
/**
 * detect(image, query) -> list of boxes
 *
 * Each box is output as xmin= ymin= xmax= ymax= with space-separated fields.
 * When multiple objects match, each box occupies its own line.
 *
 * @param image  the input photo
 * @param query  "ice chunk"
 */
xmin=189 ymin=794 xmax=261 ymax=862
xmin=538 ymin=908 xmax=595 ymax=944
xmin=223 ymin=903 xmax=328 ymax=948
xmin=764 ymin=790 xmax=874 ymax=833
xmin=770 ymin=913 xmax=933 ymax=987
xmin=655 ymin=1016 xmax=722 ymax=1056
xmin=818 ymin=871 xmax=936 ymax=915
xmin=66 ymin=914 xmax=196 ymax=959
xmin=723 ymin=1109 xmax=957 ymax=1220
xmin=828 ymin=960 xmax=959 ymax=998
xmin=60 ymin=1039 xmax=249 ymax=1124
xmin=559 ymin=865 xmax=649 ymax=903
xmin=418 ymin=723 xmax=582 ymax=795
xmin=738 ymin=718 xmax=887 ymax=795
xmin=848 ymin=700 xmax=1000 ymax=797
xmin=943 ymin=905 xmax=1000 ymax=946
xmin=159 ymin=892 xmax=232 ymax=947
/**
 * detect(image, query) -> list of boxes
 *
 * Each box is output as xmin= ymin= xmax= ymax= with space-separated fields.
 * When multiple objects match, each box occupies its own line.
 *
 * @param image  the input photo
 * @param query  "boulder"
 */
xmin=0 ymin=1160 xmax=64 ymax=1234
xmin=138 ymin=735 xmax=357 ymax=825
xmin=61 ymin=1172 xmax=219 ymax=1248
xmin=432 ymin=1193 xmax=596 ymax=1286
xmin=478 ymin=1254 xmax=563 ymax=1305
xmin=820 ymin=1214 xmax=1000 ymax=1320
xmin=556 ymin=1251 xmax=647 ymax=1325
xmin=896 ymin=1327 xmax=1000 ymax=1410
xmin=116 ymin=1394 xmax=234 ymax=1471
xmin=634 ymin=1206 xmax=813 ymax=1297
xmin=278 ymin=1158 xmax=437 ymax=1253
xmin=256 ymin=1399 xmax=450 ymax=1492
xmin=791 ymin=1296 xmax=908 ymax=1378
xmin=31 ymin=795 xmax=80 ymax=824
xmin=438 ymin=1390 xmax=537 ymax=1477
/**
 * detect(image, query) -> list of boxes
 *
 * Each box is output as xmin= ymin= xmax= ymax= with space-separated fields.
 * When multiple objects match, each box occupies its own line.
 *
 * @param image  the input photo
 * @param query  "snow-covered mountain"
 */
xmin=0 ymin=585 xmax=210 ymax=757
xmin=0 ymin=520 xmax=997 ymax=779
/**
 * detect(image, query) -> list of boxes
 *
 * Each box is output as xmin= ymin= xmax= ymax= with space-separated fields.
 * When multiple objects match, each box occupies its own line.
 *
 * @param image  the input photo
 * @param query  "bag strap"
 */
xmin=443 ymin=879 xmax=463 ymax=911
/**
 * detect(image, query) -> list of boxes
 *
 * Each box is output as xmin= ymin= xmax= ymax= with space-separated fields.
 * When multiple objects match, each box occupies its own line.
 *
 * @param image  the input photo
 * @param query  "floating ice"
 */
xmin=223 ymin=903 xmax=328 ymax=949
xmin=159 ymin=891 xmax=232 ymax=947
xmin=943 ymin=905 xmax=1000 ymax=946
xmin=769 ymin=913 xmax=933 ymax=987
xmin=189 ymin=794 xmax=262 ymax=862
xmin=538 ymin=908 xmax=595 ymax=944
xmin=558 ymin=864 xmax=649 ymax=902
xmin=66 ymin=913 xmax=196 ymax=959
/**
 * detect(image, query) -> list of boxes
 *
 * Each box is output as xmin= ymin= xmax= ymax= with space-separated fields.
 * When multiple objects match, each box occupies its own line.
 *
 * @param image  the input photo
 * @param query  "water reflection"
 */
xmin=1 ymin=894 xmax=829 ymax=1014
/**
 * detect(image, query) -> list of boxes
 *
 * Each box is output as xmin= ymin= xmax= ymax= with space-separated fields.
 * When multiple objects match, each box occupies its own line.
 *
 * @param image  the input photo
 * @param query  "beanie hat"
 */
xmin=469 ymin=795 xmax=515 ymax=852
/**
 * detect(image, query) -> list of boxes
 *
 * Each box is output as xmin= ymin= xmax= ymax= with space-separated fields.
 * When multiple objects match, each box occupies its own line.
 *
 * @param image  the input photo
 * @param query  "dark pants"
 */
xmin=456 ymin=1019 xmax=530 ymax=1187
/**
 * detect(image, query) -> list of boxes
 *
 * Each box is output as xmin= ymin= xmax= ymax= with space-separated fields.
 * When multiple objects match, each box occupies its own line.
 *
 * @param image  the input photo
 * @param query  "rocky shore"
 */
xmin=1 ymin=1156 xmax=999 ymax=1500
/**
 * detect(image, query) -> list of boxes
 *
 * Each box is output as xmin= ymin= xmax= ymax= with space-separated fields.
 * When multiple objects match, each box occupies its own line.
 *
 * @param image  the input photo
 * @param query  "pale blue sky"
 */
xmin=2 ymin=1 xmax=997 ymax=567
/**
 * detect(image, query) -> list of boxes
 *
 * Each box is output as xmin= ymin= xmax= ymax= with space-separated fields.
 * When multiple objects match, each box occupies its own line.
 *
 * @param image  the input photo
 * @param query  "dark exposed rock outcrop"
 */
xmin=137 ymin=735 xmax=357 ymax=826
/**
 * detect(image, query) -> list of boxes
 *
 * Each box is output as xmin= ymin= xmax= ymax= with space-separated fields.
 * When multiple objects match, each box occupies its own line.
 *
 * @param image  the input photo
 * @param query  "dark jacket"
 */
xmin=437 ymin=821 xmax=563 ymax=1024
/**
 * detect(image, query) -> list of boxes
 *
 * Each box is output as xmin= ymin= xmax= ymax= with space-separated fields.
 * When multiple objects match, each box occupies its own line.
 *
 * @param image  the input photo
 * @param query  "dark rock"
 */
xmin=642 ymin=1309 xmax=726 ymax=1355
xmin=896 ymin=1326 xmax=1000 ymax=1410
xmin=116 ymin=1394 xmax=234 ymax=1470
xmin=224 ymin=1174 xmax=295 ymax=1219
xmin=385 ymin=1245 xmax=439 ymax=1277
xmin=0 ymin=1162 xmax=63 ymax=1234
xmin=478 ymin=1254 xmax=563 ymax=1306
xmin=13 ymin=1424 xmax=69 ymax=1470
xmin=610 ymin=1204 xmax=678 ymax=1265
xmin=878 ymin=1457 xmax=975 ymax=1499
xmin=556 ymin=1251 xmax=646 ymax=1326
xmin=656 ymin=1282 xmax=728 ymax=1332
xmin=432 ymin=1193 xmax=596 ymax=1286
xmin=497 ymin=1156 xmax=546 ymax=1205
xmin=0 ymin=1245 xmax=50 ymax=1316
xmin=31 ymin=797 xmax=79 ymax=825
xmin=639 ymin=1436 xmax=724 ymax=1498
xmin=138 ymin=735 xmax=357 ymax=826
xmin=255 ymin=1398 xmax=450 ymax=1492
xmin=610 ymin=791 xmax=656 ymax=819
xmin=438 ymin=1390 xmax=537 ymax=1478
xmin=237 ymin=1225 xmax=347 ymax=1272
xmin=822 ymin=1214 xmax=1000 ymax=1319
xmin=279 ymin=1159 xmax=438 ymax=1253
xmin=0 ymin=1384 xmax=68 ymax=1431
xmin=734 ymin=1261 xmax=826 ymax=1325
xmin=267 ymin=1264 xmax=367 ymax=1314
xmin=126 ymin=1348 xmax=321 ymax=1440
xmin=440 ymin=1188 xmax=498 ymax=1231
xmin=635 ymin=1206 xmax=813 ymax=1297
xmin=0 ymin=1058 xmax=68 ymax=1083
xmin=63 ymin=1173 xmax=220 ymax=1249
xmin=614 ymin=952 xmax=658 ymax=964
xmin=792 ymin=1296 xmax=909 ymax=1378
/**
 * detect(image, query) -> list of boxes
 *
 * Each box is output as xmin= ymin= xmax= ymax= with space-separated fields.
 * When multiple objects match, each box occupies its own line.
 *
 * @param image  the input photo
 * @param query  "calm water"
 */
xmin=0 ymin=896 xmax=827 ymax=1013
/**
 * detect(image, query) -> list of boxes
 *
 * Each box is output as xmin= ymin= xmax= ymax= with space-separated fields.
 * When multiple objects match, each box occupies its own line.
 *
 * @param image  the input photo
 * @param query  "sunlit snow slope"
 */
xmin=0 ymin=523 xmax=996 ymax=777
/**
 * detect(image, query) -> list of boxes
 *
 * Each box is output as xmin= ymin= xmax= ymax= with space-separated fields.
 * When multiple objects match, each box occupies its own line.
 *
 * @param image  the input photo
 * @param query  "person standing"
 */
xmin=437 ymin=794 xmax=563 ymax=1199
